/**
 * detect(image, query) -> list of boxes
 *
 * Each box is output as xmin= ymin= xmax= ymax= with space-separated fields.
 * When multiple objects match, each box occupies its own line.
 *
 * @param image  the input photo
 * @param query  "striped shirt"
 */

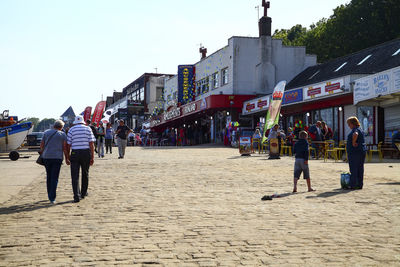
xmin=67 ymin=124 xmax=96 ymax=150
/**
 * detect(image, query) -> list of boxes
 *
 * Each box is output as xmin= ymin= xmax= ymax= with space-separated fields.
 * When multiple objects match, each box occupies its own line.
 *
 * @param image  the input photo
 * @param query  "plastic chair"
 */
xmin=368 ymin=142 xmax=383 ymax=162
xmin=280 ymin=141 xmax=292 ymax=156
xmin=261 ymin=140 xmax=269 ymax=154
xmin=334 ymin=140 xmax=346 ymax=160
xmin=324 ymin=141 xmax=338 ymax=162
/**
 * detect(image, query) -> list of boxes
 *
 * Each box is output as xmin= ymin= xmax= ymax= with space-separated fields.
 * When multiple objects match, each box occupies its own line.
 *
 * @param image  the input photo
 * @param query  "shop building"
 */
xmin=242 ymin=38 xmax=400 ymax=144
xmin=151 ymin=4 xmax=316 ymax=143
xmin=105 ymin=73 xmax=173 ymax=130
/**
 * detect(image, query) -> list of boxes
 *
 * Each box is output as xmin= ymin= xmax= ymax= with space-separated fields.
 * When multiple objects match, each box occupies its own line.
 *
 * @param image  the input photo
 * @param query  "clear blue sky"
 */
xmin=0 ymin=0 xmax=350 ymax=120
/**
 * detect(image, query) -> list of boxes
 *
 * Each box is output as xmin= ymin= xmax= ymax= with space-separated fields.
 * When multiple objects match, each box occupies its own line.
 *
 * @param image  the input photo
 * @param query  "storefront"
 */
xmin=151 ymin=95 xmax=254 ymax=144
xmin=354 ymin=66 xmax=400 ymax=141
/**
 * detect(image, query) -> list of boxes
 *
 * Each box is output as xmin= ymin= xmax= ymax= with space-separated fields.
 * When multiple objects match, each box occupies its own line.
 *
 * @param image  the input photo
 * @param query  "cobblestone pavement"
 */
xmin=0 ymin=146 xmax=399 ymax=266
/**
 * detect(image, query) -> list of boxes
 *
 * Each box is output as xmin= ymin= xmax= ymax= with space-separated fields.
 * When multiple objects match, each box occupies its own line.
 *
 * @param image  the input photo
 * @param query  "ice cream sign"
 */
xmin=242 ymin=95 xmax=270 ymax=115
xmin=303 ymin=79 xmax=344 ymax=100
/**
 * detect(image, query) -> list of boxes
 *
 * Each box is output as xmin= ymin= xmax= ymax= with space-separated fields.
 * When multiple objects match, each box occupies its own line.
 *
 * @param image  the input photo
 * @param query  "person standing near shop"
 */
xmin=105 ymin=123 xmax=114 ymax=154
xmin=96 ymin=121 xmax=105 ymax=158
xmin=346 ymin=116 xmax=366 ymax=190
xmin=66 ymin=115 xmax=96 ymax=202
xmin=115 ymin=119 xmax=132 ymax=159
xmin=308 ymin=121 xmax=322 ymax=157
xmin=40 ymin=120 xmax=68 ymax=204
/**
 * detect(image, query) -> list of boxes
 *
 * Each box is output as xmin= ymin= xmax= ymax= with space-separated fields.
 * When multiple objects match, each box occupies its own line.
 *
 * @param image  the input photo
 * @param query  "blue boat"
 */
xmin=0 ymin=121 xmax=33 ymax=160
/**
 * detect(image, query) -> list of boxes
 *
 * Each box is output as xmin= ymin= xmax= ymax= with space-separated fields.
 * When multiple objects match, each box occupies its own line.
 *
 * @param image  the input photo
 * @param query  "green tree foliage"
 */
xmin=273 ymin=0 xmax=400 ymax=62
xmin=26 ymin=117 xmax=40 ymax=130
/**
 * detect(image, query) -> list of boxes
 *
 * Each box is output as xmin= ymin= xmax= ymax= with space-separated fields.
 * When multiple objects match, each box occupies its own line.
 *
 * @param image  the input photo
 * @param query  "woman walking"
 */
xmin=346 ymin=116 xmax=366 ymax=190
xmin=40 ymin=120 xmax=68 ymax=204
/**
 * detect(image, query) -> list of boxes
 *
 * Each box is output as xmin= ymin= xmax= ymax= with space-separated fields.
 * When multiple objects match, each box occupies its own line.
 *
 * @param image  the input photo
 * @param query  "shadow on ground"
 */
xmin=0 ymin=200 xmax=73 ymax=215
xmin=306 ymin=188 xmax=352 ymax=199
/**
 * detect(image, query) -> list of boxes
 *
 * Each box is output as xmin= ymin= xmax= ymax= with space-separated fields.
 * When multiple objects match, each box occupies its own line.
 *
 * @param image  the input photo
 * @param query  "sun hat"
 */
xmin=73 ymin=115 xmax=85 ymax=124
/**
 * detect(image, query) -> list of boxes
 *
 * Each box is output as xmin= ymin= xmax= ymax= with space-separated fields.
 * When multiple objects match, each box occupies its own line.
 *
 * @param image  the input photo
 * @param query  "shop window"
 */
xmin=221 ymin=68 xmax=229 ymax=85
xmin=139 ymin=88 xmax=145 ymax=101
xmin=201 ymin=77 xmax=209 ymax=94
xmin=357 ymin=106 xmax=374 ymax=137
xmin=212 ymin=72 xmax=219 ymax=89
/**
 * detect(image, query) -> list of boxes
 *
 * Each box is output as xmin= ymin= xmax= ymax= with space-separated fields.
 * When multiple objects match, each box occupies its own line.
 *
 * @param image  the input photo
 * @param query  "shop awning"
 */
xmin=150 ymin=94 xmax=254 ymax=130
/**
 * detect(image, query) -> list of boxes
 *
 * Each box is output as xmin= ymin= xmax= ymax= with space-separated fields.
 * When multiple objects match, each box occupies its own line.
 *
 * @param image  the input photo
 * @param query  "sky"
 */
xmin=0 ymin=0 xmax=350 ymax=120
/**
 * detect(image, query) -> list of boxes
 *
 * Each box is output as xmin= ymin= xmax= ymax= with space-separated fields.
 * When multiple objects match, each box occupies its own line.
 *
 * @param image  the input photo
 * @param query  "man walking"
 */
xmin=115 ymin=119 xmax=132 ymax=159
xmin=66 ymin=115 xmax=96 ymax=203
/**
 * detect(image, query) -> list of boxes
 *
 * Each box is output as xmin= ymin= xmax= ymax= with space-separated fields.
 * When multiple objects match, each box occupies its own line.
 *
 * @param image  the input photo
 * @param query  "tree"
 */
xmin=26 ymin=117 xmax=40 ymax=130
xmin=273 ymin=0 xmax=400 ymax=62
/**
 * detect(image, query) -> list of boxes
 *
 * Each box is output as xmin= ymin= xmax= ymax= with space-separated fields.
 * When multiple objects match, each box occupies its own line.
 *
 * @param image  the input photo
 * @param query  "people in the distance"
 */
xmin=346 ymin=116 xmax=366 ymax=190
xmin=66 ymin=115 xmax=96 ymax=202
xmin=105 ymin=123 xmax=114 ymax=154
xmin=321 ymin=121 xmax=333 ymax=140
xmin=86 ymin=120 xmax=98 ymax=153
xmin=96 ymin=121 xmax=105 ymax=158
xmin=308 ymin=121 xmax=322 ymax=157
xmin=40 ymin=120 xmax=68 ymax=204
xmin=293 ymin=131 xmax=314 ymax=193
xmin=115 ymin=119 xmax=132 ymax=159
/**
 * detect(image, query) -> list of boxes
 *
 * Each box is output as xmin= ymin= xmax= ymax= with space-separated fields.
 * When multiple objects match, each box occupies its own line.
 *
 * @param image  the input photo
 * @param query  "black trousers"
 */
xmin=70 ymin=149 xmax=91 ymax=200
xmin=105 ymin=138 xmax=112 ymax=153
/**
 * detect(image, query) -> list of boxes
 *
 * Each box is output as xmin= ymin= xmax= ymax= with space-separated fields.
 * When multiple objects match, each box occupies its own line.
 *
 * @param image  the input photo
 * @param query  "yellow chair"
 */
xmin=334 ymin=140 xmax=346 ymax=160
xmin=368 ymin=142 xmax=383 ymax=162
xmin=309 ymin=145 xmax=316 ymax=159
xmin=252 ymin=138 xmax=261 ymax=154
xmin=261 ymin=140 xmax=269 ymax=154
xmin=280 ymin=141 xmax=292 ymax=156
xmin=324 ymin=141 xmax=338 ymax=162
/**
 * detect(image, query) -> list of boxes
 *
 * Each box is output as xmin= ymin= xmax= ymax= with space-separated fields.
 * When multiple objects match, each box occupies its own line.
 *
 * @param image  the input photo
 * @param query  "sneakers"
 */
xmin=73 ymin=199 xmax=80 ymax=203
xmin=50 ymin=200 xmax=56 ymax=205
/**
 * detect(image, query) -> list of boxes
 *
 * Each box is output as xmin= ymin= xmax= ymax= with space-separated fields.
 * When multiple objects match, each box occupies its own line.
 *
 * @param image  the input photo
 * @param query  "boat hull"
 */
xmin=0 ymin=122 xmax=33 ymax=152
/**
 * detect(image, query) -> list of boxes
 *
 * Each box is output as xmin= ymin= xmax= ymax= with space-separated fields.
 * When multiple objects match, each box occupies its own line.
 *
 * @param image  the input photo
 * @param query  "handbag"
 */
xmin=36 ymin=131 xmax=58 ymax=166
xmin=341 ymin=172 xmax=351 ymax=189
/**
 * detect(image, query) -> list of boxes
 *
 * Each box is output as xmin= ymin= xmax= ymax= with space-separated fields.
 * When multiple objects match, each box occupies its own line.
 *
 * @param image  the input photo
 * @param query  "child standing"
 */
xmin=293 ymin=131 xmax=315 ymax=193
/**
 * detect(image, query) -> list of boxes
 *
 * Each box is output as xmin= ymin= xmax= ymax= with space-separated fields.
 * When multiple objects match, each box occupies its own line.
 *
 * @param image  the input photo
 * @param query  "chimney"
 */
xmin=259 ymin=0 xmax=271 ymax=37
xmin=199 ymin=47 xmax=207 ymax=60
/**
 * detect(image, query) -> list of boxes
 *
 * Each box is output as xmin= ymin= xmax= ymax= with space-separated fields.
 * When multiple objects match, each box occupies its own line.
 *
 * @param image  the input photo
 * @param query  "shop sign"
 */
xmin=164 ymin=107 xmax=181 ymax=121
xmin=239 ymin=136 xmax=252 ymax=155
xmin=182 ymin=102 xmax=197 ymax=115
xmin=354 ymin=66 xmax=400 ymax=104
xmin=242 ymin=95 xmax=270 ymax=115
xmin=177 ymin=65 xmax=196 ymax=105
xmin=127 ymin=100 xmax=143 ymax=107
xmin=303 ymin=78 xmax=344 ymax=100
xmin=282 ymin=88 xmax=303 ymax=105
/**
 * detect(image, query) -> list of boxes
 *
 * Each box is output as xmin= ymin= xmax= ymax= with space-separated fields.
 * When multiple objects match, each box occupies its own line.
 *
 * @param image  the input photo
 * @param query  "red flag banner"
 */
xmin=92 ymin=101 xmax=106 ymax=126
xmin=83 ymin=106 xmax=92 ymax=122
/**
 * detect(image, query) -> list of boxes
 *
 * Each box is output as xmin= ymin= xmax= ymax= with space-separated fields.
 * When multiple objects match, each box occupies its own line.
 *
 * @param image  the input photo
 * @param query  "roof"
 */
xmin=286 ymin=38 xmax=400 ymax=90
xmin=60 ymin=106 xmax=75 ymax=118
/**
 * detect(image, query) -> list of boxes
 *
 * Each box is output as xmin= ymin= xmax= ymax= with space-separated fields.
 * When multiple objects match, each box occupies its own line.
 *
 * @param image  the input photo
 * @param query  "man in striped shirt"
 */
xmin=66 ymin=115 xmax=96 ymax=203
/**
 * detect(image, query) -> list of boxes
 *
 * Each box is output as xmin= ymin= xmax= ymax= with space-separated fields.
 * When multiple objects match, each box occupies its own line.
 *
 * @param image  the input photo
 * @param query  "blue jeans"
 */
xmin=44 ymin=159 xmax=63 ymax=201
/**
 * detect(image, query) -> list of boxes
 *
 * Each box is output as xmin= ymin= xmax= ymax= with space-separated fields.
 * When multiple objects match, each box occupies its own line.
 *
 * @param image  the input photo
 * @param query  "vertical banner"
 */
xmin=178 ymin=65 xmax=196 ymax=105
xmin=83 ymin=106 xmax=92 ymax=122
xmin=92 ymin=101 xmax=106 ymax=126
xmin=262 ymin=81 xmax=286 ymax=143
